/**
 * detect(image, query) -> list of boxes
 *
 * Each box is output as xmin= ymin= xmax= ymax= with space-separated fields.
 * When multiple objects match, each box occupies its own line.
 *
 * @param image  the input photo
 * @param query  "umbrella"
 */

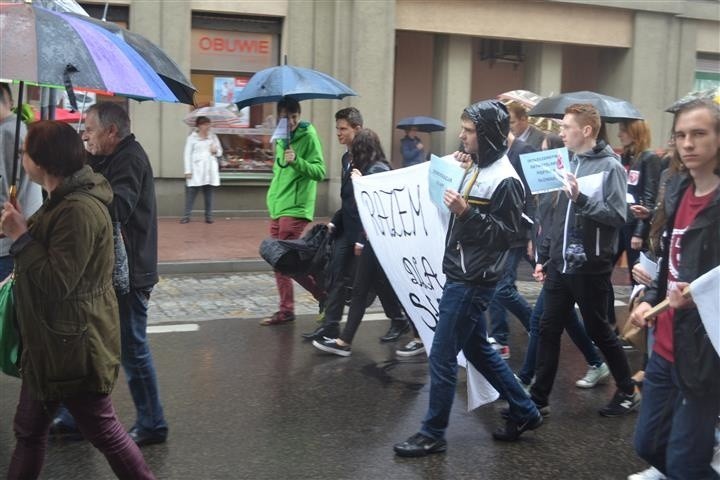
xmin=65 ymin=12 xmax=196 ymax=105
xmin=0 ymin=2 xmax=185 ymax=200
xmin=395 ymin=116 xmax=445 ymax=133
xmin=497 ymin=89 xmax=560 ymax=133
xmin=497 ymin=89 xmax=544 ymax=111
xmin=0 ymin=3 xmax=179 ymax=103
xmin=234 ymin=64 xmax=357 ymax=109
xmin=183 ymin=105 xmax=244 ymax=128
xmin=528 ymin=90 xmax=643 ymax=123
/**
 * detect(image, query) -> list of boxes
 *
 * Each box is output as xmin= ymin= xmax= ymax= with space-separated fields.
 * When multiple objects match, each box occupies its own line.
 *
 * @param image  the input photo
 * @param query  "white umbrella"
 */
xmin=184 ymin=105 xmax=244 ymax=128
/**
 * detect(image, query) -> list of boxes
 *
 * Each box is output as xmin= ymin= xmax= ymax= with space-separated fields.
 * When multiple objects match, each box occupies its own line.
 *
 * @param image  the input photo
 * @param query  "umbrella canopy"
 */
xmin=0 ymin=2 xmax=178 ymax=103
xmin=497 ymin=89 xmax=543 ymax=111
xmin=234 ymin=64 xmax=357 ymax=109
xmin=395 ymin=116 xmax=445 ymax=133
xmin=65 ymin=12 xmax=196 ymax=104
xmin=528 ymin=91 xmax=643 ymax=123
xmin=183 ymin=106 xmax=244 ymax=128
xmin=497 ymin=89 xmax=560 ymax=133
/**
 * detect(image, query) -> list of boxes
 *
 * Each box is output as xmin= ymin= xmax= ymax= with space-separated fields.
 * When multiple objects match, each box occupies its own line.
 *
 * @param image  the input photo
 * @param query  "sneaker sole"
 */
xmin=396 ymin=348 xmax=426 ymax=357
xmin=312 ymin=340 xmax=351 ymax=357
xmin=598 ymin=401 xmax=640 ymax=417
xmin=575 ymin=373 xmax=611 ymax=389
xmin=501 ymin=405 xmax=550 ymax=420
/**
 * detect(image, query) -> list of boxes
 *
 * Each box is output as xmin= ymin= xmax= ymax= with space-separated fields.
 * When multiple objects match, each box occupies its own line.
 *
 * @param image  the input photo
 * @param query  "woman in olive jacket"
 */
xmin=1 ymin=121 xmax=154 ymax=480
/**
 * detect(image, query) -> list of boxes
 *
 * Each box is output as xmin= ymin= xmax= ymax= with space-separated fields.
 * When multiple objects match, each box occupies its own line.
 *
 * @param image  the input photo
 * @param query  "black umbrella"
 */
xmin=395 ymin=115 xmax=445 ymax=133
xmin=66 ymin=12 xmax=196 ymax=105
xmin=528 ymin=91 xmax=643 ymax=123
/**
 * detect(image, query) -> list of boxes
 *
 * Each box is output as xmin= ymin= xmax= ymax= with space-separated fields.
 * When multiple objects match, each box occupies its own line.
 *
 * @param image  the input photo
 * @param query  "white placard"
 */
xmin=352 ymin=162 xmax=499 ymax=410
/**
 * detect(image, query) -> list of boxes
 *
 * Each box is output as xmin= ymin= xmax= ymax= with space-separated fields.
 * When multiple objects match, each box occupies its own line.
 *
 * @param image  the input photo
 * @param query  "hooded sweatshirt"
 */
xmin=266 ymin=121 xmax=325 ymax=221
xmin=537 ymin=142 xmax=627 ymax=274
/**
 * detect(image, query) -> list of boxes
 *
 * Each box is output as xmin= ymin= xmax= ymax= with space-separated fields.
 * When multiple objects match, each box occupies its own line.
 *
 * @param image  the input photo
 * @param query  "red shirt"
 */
xmin=653 ymin=185 xmax=715 ymax=362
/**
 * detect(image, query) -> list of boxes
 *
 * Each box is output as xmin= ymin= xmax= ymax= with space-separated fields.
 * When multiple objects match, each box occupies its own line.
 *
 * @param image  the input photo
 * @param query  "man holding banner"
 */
xmin=393 ymin=100 xmax=542 ymax=457
xmin=629 ymin=98 xmax=720 ymax=479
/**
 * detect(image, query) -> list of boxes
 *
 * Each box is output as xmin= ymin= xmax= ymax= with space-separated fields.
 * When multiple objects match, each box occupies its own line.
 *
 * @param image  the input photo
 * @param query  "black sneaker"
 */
xmin=312 ymin=338 xmax=351 ymax=357
xmin=500 ymin=401 xmax=550 ymax=420
xmin=393 ymin=432 xmax=447 ymax=457
xmin=396 ymin=340 xmax=425 ymax=357
xmin=598 ymin=389 xmax=641 ymax=417
xmin=492 ymin=413 xmax=543 ymax=442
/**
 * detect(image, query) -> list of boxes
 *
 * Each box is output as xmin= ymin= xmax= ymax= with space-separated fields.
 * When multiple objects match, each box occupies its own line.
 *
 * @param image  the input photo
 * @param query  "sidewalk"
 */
xmin=157 ymin=216 xmax=328 ymax=274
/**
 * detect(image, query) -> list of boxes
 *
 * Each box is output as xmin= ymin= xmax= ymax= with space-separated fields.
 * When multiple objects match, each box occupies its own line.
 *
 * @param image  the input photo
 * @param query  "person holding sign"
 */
xmin=530 ymin=103 xmax=638 ymax=419
xmin=393 ymin=100 xmax=542 ymax=457
xmin=628 ymin=98 xmax=720 ymax=479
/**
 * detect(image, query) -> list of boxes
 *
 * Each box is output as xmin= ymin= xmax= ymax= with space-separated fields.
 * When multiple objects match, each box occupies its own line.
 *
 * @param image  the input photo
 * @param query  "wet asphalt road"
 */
xmin=0 ymin=270 xmax=646 ymax=480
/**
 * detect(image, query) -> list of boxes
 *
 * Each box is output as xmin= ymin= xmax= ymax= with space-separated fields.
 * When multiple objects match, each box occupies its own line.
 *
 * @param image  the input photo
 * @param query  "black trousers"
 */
xmin=339 ymin=243 xmax=404 ymax=344
xmin=530 ymin=267 xmax=635 ymax=405
xmin=321 ymin=234 xmax=356 ymax=328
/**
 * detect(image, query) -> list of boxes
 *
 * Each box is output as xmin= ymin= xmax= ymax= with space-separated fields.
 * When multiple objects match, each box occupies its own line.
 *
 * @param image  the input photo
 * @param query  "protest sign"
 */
xmin=352 ymin=162 xmax=498 ymax=409
xmin=519 ymin=147 xmax=569 ymax=194
xmin=428 ymin=154 xmax=465 ymax=209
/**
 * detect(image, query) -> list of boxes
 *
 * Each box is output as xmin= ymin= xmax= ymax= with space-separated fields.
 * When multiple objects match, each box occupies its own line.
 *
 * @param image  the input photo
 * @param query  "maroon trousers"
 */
xmin=269 ymin=217 xmax=325 ymax=314
xmin=8 ymin=381 xmax=155 ymax=480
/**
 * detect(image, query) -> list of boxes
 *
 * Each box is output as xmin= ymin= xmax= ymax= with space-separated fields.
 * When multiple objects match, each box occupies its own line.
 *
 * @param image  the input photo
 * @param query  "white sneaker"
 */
xmin=627 ymin=466 xmax=665 ymax=480
xmin=575 ymin=362 xmax=610 ymax=388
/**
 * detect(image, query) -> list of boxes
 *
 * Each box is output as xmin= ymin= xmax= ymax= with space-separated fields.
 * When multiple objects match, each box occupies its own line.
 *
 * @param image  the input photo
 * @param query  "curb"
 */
xmin=158 ymin=259 xmax=271 ymax=275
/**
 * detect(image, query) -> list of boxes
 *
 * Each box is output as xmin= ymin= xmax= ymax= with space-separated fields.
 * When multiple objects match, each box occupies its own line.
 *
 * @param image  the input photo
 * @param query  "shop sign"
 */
xmin=192 ymin=28 xmax=273 ymax=72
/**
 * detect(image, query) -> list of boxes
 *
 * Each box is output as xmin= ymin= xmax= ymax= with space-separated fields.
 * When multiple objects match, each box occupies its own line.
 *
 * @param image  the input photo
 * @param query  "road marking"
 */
xmin=148 ymin=324 xmax=199 ymax=334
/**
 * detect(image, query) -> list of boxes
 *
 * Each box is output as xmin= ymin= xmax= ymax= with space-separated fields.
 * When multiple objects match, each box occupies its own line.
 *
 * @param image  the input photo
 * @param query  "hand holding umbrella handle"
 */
xmin=642 ymin=285 xmax=692 ymax=320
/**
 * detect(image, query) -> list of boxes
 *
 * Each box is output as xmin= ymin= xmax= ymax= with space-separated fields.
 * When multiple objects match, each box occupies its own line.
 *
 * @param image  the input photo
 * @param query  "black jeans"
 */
xmin=184 ymin=185 xmax=214 ymax=220
xmin=530 ymin=268 xmax=635 ymax=406
xmin=340 ymin=243 xmax=404 ymax=344
xmin=321 ymin=234 xmax=356 ymax=328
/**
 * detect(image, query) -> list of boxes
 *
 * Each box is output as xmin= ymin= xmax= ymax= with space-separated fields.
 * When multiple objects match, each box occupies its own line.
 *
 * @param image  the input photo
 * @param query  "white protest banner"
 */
xmin=519 ymin=147 xmax=569 ymax=194
xmin=690 ymin=265 xmax=720 ymax=357
xmin=428 ymin=154 xmax=465 ymax=210
xmin=352 ymin=162 xmax=498 ymax=410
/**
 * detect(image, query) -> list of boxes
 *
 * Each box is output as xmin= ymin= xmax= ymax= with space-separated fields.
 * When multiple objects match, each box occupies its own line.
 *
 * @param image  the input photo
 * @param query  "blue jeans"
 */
xmin=517 ymin=285 xmax=603 ymax=384
xmin=633 ymin=353 xmax=720 ymax=479
xmin=119 ymin=288 xmax=168 ymax=435
xmin=488 ymin=246 xmax=532 ymax=345
xmin=421 ymin=282 xmax=538 ymax=440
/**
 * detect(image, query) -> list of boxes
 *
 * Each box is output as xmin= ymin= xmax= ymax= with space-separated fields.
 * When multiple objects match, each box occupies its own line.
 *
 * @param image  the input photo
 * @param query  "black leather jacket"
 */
xmin=644 ymin=174 xmax=720 ymax=396
xmin=622 ymin=149 xmax=662 ymax=239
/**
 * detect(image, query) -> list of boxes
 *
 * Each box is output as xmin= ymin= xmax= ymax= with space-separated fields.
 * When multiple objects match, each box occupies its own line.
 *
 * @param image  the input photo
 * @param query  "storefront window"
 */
xmin=190 ymin=13 xmax=281 ymax=179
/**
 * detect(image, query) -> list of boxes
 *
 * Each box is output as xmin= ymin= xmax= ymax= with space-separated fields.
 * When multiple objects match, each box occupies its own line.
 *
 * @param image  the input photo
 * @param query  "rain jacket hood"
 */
xmin=463 ymin=100 xmax=510 ymax=168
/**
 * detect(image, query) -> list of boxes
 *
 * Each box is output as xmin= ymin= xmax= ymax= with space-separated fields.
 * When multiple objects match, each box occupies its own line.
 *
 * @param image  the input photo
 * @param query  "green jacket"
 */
xmin=266 ymin=121 xmax=325 ymax=221
xmin=11 ymin=166 xmax=119 ymax=401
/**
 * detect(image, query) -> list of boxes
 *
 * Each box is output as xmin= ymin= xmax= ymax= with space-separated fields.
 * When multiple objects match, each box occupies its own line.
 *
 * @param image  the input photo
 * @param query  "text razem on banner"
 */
xmin=352 ymin=161 xmax=499 ymax=410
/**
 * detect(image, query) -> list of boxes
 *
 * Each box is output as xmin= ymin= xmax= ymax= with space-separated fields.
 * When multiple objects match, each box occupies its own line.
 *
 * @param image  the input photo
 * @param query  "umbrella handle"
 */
xmin=10 ymin=82 xmax=24 ymax=197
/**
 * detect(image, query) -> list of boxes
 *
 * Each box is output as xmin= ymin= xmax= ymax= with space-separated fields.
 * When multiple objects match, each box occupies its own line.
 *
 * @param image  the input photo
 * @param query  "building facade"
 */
xmin=84 ymin=0 xmax=720 ymax=217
